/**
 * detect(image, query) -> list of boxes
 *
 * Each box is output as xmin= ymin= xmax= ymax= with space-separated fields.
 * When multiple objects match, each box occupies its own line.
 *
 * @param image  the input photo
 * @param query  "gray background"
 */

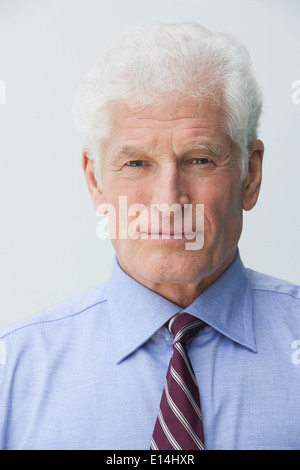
xmin=0 ymin=0 xmax=299 ymax=328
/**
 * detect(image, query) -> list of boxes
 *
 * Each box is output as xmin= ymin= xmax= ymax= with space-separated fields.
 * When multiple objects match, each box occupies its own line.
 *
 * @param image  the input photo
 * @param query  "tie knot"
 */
xmin=168 ymin=313 xmax=205 ymax=346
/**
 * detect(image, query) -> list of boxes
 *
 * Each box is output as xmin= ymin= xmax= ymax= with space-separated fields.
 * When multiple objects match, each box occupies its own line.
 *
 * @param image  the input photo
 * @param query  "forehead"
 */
xmin=104 ymin=96 xmax=227 ymax=153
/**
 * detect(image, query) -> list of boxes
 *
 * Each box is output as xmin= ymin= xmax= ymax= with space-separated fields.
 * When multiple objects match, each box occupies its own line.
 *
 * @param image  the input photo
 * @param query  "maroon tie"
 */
xmin=151 ymin=313 xmax=205 ymax=450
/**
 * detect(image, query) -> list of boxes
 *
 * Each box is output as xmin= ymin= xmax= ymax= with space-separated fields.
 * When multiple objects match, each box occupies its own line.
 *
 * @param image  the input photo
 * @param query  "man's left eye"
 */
xmin=192 ymin=158 xmax=210 ymax=164
xmin=126 ymin=160 xmax=144 ymax=167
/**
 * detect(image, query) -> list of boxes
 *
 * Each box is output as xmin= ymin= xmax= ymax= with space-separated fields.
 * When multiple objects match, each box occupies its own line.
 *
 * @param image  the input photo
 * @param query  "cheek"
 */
xmin=195 ymin=177 xmax=243 ymax=228
xmin=104 ymin=179 xmax=151 ymax=239
xmin=104 ymin=177 xmax=148 ymax=205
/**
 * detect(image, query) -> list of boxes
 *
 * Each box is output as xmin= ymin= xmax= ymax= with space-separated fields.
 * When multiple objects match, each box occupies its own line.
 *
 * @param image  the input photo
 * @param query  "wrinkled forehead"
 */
xmin=102 ymin=93 xmax=230 ymax=157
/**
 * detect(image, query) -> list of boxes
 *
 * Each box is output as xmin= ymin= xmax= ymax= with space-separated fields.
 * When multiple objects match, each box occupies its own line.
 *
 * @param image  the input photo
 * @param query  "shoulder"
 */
xmin=246 ymin=268 xmax=300 ymax=306
xmin=0 ymin=281 xmax=109 ymax=342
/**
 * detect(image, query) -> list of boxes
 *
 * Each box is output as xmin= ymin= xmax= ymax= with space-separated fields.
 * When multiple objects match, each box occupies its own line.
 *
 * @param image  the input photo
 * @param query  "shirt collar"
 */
xmin=107 ymin=250 xmax=257 ymax=364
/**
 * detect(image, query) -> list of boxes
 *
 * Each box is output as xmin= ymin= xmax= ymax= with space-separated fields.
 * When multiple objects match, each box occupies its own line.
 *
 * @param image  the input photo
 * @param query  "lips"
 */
xmin=139 ymin=231 xmax=200 ymax=239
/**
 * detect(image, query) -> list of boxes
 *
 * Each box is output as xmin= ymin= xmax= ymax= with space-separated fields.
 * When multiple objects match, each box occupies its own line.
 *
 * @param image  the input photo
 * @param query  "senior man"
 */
xmin=1 ymin=22 xmax=300 ymax=451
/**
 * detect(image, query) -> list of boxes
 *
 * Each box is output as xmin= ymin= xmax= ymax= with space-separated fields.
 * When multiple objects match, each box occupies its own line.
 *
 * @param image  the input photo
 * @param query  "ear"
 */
xmin=81 ymin=149 xmax=108 ymax=214
xmin=242 ymin=140 xmax=264 ymax=211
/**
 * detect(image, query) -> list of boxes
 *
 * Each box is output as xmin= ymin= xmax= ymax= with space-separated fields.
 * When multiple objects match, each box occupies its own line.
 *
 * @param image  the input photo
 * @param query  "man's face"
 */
xmin=86 ymin=95 xmax=262 ymax=299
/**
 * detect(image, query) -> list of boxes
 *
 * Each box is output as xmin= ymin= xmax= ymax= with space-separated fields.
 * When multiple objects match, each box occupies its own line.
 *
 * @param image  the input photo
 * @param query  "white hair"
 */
xmin=74 ymin=22 xmax=263 ymax=181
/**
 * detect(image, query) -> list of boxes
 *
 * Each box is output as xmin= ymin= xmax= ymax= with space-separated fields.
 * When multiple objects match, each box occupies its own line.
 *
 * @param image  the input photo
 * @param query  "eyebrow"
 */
xmin=113 ymin=146 xmax=151 ymax=160
xmin=188 ymin=143 xmax=222 ymax=157
xmin=113 ymin=143 xmax=223 ymax=160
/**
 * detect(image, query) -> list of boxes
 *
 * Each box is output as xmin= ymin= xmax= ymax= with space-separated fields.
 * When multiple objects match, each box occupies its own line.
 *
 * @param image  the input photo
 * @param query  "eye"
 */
xmin=192 ymin=158 xmax=210 ymax=165
xmin=125 ymin=160 xmax=145 ymax=167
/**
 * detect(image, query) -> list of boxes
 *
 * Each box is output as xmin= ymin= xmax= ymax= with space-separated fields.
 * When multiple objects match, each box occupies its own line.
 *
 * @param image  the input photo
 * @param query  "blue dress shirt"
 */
xmin=1 ymin=251 xmax=300 ymax=450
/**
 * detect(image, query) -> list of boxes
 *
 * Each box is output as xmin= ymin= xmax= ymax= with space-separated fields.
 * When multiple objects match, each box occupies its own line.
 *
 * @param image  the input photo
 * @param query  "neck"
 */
xmin=147 ymin=252 xmax=237 ymax=307
xmin=118 ymin=248 xmax=238 ymax=308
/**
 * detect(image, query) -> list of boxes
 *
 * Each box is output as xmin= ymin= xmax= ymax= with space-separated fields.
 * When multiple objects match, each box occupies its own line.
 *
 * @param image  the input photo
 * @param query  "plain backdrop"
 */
xmin=0 ymin=0 xmax=299 ymax=328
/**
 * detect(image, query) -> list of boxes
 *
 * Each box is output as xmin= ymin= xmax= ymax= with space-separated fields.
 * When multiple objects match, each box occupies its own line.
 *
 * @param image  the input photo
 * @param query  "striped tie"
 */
xmin=151 ymin=313 xmax=205 ymax=450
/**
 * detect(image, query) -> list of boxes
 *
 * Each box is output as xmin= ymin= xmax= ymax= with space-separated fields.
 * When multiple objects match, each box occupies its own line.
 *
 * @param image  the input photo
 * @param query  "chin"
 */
xmin=132 ymin=250 xmax=204 ymax=285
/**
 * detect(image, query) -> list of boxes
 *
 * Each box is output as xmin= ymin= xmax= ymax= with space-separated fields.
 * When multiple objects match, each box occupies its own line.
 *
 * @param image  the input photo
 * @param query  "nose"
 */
xmin=151 ymin=162 xmax=190 ymax=212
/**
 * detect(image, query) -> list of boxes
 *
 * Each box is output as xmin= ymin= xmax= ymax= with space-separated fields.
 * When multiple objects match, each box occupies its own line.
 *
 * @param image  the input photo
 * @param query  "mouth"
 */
xmin=139 ymin=232 xmax=201 ymax=240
